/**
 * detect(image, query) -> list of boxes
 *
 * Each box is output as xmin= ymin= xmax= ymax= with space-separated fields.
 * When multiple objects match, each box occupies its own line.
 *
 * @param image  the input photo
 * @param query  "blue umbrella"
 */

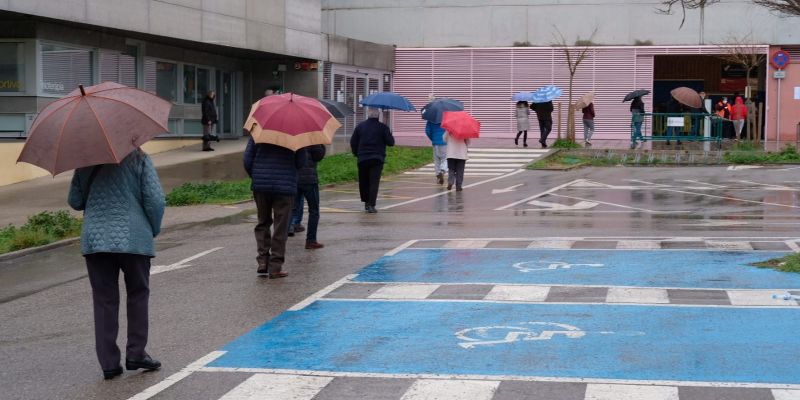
xmin=360 ymin=92 xmax=416 ymax=112
xmin=421 ymin=98 xmax=464 ymax=123
xmin=512 ymin=92 xmax=535 ymax=102
xmin=531 ymin=85 xmax=563 ymax=103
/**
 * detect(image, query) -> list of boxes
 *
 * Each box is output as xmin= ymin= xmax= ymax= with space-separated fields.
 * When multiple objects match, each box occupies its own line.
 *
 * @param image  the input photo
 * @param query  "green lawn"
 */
xmin=0 ymin=211 xmax=82 ymax=254
xmin=166 ymin=146 xmax=433 ymax=206
xmin=724 ymin=145 xmax=800 ymax=164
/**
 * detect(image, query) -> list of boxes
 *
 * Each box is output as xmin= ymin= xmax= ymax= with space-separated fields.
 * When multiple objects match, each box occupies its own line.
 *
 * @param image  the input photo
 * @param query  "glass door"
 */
xmin=215 ymin=70 xmax=234 ymax=135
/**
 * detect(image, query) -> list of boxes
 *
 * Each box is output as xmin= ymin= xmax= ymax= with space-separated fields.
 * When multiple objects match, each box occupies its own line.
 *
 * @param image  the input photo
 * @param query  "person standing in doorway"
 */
xmin=351 ymin=108 xmax=395 ymax=213
xmin=515 ymin=101 xmax=530 ymax=147
xmin=244 ymin=138 xmax=307 ymax=279
xmin=582 ymin=102 xmax=596 ymax=145
xmin=425 ymin=120 xmax=447 ymax=184
xmin=68 ymin=149 xmax=165 ymax=380
xmin=201 ymin=91 xmax=220 ymax=151
xmin=445 ymin=131 xmax=469 ymax=191
xmin=532 ymin=101 xmax=553 ymax=148
xmin=730 ymin=96 xmax=748 ymax=141
xmin=288 ymin=144 xmax=326 ymax=249
xmin=630 ymin=96 xmax=645 ymax=141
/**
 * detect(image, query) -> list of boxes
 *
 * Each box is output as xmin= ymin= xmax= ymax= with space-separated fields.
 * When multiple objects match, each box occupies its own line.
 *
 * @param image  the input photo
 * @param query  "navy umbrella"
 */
xmin=624 ymin=89 xmax=650 ymax=102
xmin=421 ymin=98 xmax=464 ymax=123
xmin=318 ymin=99 xmax=354 ymax=118
xmin=360 ymin=92 xmax=416 ymax=112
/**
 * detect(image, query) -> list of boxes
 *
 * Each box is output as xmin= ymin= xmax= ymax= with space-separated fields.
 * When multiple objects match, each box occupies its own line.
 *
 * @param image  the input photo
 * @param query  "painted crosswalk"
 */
xmin=404 ymin=148 xmax=548 ymax=177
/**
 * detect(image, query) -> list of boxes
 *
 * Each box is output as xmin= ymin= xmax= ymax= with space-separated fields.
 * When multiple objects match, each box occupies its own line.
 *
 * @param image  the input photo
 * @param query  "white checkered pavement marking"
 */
xmin=218 ymin=374 xmax=332 ymax=400
xmin=705 ymin=241 xmax=755 ymax=251
xmin=444 ymin=240 xmax=491 ymax=249
xmin=527 ymin=240 xmax=577 ymax=249
xmin=404 ymin=148 xmax=544 ymax=177
xmin=399 ymin=379 xmax=499 ymax=400
xmin=727 ymin=290 xmax=800 ymax=306
xmin=368 ymin=284 xmax=440 ymax=300
xmin=606 ymin=288 xmax=670 ymax=304
xmin=484 ymin=285 xmax=551 ymax=302
xmin=615 ymin=240 xmax=663 ymax=250
xmin=584 ymin=383 xmax=679 ymax=400
xmin=773 ymin=389 xmax=800 ymax=400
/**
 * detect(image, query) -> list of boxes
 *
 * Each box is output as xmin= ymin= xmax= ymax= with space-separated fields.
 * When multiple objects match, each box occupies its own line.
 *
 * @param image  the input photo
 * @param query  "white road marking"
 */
xmin=736 ymin=180 xmax=798 ymax=191
xmin=727 ymin=290 xmax=799 ymax=306
xmin=585 ymin=383 xmax=679 ymax=400
xmin=728 ymin=165 xmax=762 ymax=170
xmin=151 ymin=247 xmax=224 ymax=275
xmin=127 ymin=351 xmax=226 ymax=400
xmin=495 ymin=179 xmax=583 ymax=210
xmin=485 ymin=285 xmax=550 ymax=302
xmin=368 ymin=284 xmax=440 ymax=299
xmin=526 ymin=199 xmax=599 ymax=211
xmin=678 ymin=179 xmax=727 ymax=188
xmin=550 ymin=193 xmax=657 ymax=212
xmin=785 ymin=239 xmax=800 ymax=252
xmin=288 ymin=274 xmax=358 ymax=311
xmin=527 ymin=240 xmax=577 ymax=249
xmin=219 ymin=374 xmax=333 ymax=400
xmin=386 ymin=240 xmax=419 ymax=256
xmin=382 ymin=169 xmax=525 ymax=210
xmin=616 ymin=240 xmax=662 ymax=249
xmin=606 ymin=288 xmax=670 ymax=304
xmin=656 ymin=187 xmax=800 ymax=209
xmin=400 ymin=379 xmax=499 ymax=400
xmin=444 ymin=240 xmax=491 ymax=249
xmin=773 ymin=389 xmax=800 ymax=399
xmin=492 ymin=184 xmax=524 ymax=194
xmin=469 ymin=148 xmax=548 ymax=153
xmin=705 ymin=241 xmax=754 ymax=250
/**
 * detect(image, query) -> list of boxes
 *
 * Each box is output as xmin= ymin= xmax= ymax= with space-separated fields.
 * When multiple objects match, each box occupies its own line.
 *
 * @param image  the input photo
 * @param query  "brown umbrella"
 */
xmin=18 ymin=82 xmax=172 ymax=175
xmin=670 ymin=87 xmax=702 ymax=109
xmin=575 ymin=91 xmax=595 ymax=110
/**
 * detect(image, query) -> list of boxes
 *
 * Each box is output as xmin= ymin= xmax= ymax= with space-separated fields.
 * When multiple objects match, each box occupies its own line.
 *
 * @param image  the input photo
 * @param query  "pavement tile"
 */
xmin=427 ymin=284 xmax=495 ymax=300
xmin=410 ymin=240 xmax=448 ymax=249
xmin=606 ymin=287 xmax=669 ymax=304
xmin=678 ymin=386 xmax=775 ymax=400
xmin=493 ymin=381 xmax=586 ymax=400
xmin=545 ymin=286 xmax=608 ymax=303
xmin=485 ymin=240 xmax=531 ymax=249
xmin=312 ymin=377 xmax=413 ymax=400
xmin=772 ymin=389 xmax=800 ymax=400
xmin=660 ymin=241 xmax=708 ymax=249
xmin=616 ymin=240 xmax=662 ymax=249
xmin=219 ymin=374 xmax=332 ymax=400
xmin=571 ymin=240 xmax=619 ymax=249
xmin=400 ymin=379 xmax=499 ymax=400
xmin=368 ymin=284 xmax=440 ymax=299
xmin=749 ymin=241 xmax=791 ymax=251
xmin=325 ymin=283 xmax=385 ymax=299
xmin=444 ymin=240 xmax=491 ymax=249
xmin=584 ymin=384 xmax=678 ymax=400
xmin=705 ymin=241 xmax=754 ymax=250
xmin=485 ymin=285 xmax=550 ymax=302
xmin=667 ymin=289 xmax=731 ymax=305
xmin=151 ymin=372 xmax=254 ymax=400
xmin=727 ymin=290 xmax=799 ymax=306
xmin=527 ymin=240 xmax=575 ymax=249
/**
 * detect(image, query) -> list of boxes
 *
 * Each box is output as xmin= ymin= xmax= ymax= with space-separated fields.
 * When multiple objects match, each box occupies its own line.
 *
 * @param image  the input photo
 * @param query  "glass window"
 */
xmin=41 ymin=43 xmax=93 ymax=96
xmin=0 ymin=42 xmax=25 ymax=93
xmin=183 ymin=64 xmax=196 ymax=103
xmin=183 ymin=119 xmax=203 ymax=135
xmin=197 ymin=67 xmax=209 ymax=102
xmin=154 ymin=61 xmax=177 ymax=101
xmin=100 ymin=47 xmax=137 ymax=88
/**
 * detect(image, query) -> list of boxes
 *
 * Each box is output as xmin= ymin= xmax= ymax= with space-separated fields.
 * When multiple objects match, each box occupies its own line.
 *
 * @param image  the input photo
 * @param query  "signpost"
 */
xmin=771 ymin=50 xmax=791 ymax=150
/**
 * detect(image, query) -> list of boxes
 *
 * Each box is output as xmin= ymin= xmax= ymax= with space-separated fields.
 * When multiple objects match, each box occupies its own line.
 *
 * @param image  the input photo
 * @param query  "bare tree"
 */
xmin=553 ymin=27 xmax=597 ymax=144
xmin=656 ymin=0 xmax=720 ymax=43
xmin=752 ymin=0 xmax=800 ymax=14
xmin=715 ymin=33 xmax=766 ymax=99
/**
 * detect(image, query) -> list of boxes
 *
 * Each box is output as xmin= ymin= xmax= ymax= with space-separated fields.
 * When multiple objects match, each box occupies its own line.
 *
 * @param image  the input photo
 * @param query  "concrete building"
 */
xmin=0 ymin=0 xmax=394 ymax=185
xmin=323 ymin=1 xmax=800 ymax=145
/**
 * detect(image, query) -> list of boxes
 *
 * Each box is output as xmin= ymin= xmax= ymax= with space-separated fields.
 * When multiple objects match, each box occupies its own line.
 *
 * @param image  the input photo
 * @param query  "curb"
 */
xmin=0 ymin=237 xmax=80 ymax=262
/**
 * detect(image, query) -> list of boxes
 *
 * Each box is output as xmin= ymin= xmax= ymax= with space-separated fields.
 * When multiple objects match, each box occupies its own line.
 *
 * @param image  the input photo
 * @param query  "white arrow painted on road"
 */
xmin=492 ymin=184 xmax=524 ymax=194
xmin=526 ymin=199 xmax=598 ymax=211
xmin=152 ymin=247 xmax=224 ymax=275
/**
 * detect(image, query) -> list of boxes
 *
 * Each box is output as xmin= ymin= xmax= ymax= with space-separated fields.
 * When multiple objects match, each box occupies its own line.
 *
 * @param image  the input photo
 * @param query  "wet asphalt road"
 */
xmin=2 ymin=161 xmax=800 ymax=399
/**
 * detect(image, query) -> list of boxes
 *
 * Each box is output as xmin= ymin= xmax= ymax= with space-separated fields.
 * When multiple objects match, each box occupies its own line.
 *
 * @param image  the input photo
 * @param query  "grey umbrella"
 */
xmin=623 ymin=89 xmax=650 ymax=102
xmin=318 ymin=99 xmax=354 ymax=118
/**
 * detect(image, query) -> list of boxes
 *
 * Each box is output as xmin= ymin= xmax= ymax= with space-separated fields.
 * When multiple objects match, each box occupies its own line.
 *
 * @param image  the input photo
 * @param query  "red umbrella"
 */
xmin=18 ymin=82 xmax=171 ymax=175
xmin=245 ymin=93 xmax=341 ymax=151
xmin=441 ymin=111 xmax=480 ymax=140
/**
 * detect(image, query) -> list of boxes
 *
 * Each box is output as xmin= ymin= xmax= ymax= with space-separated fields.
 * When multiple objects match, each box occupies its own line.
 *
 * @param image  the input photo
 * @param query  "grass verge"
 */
xmin=724 ymin=144 xmax=800 ymax=164
xmin=529 ymin=151 xmax=631 ymax=169
xmin=0 ymin=211 xmax=82 ymax=254
xmin=749 ymin=252 xmax=800 ymax=274
xmin=550 ymin=138 xmax=583 ymax=149
xmin=166 ymin=146 xmax=434 ymax=206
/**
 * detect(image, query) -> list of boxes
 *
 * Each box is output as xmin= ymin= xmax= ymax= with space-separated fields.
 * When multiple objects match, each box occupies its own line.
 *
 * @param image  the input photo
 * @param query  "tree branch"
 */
xmin=752 ymin=0 xmax=800 ymax=15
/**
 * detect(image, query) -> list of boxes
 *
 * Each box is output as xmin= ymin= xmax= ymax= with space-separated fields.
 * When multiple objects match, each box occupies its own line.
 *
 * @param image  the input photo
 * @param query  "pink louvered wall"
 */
xmin=392 ymin=45 xmax=768 ymax=139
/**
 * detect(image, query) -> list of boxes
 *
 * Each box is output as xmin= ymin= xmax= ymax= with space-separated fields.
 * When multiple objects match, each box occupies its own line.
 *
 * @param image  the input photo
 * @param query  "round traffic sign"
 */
xmin=771 ymin=50 xmax=791 ymax=70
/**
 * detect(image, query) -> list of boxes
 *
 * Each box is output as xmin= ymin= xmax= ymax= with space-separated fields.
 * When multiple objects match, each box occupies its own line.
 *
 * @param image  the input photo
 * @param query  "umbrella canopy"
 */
xmin=670 ymin=87 xmax=702 ymax=109
xmin=575 ymin=91 xmax=596 ymax=110
xmin=359 ymin=92 xmax=416 ymax=112
xmin=531 ymin=85 xmax=563 ymax=103
xmin=318 ymin=99 xmax=354 ymax=118
xmin=512 ymin=92 xmax=535 ymax=102
xmin=245 ymin=93 xmax=341 ymax=151
xmin=421 ymin=98 xmax=464 ymax=123
xmin=17 ymin=82 xmax=171 ymax=175
xmin=624 ymin=89 xmax=650 ymax=102
xmin=441 ymin=111 xmax=480 ymax=140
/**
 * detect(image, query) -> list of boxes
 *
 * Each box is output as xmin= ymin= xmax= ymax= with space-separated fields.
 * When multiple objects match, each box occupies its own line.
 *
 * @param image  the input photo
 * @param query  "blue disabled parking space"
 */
xmin=353 ymin=249 xmax=800 ymax=289
xmin=210 ymin=300 xmax=800 ymax=384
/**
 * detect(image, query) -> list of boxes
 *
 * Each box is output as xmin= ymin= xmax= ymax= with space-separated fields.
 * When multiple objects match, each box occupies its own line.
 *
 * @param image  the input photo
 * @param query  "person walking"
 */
xmin=68 ymin=149 xmax=165 ymax=380
xmin=581 ymin=102 xmax=595 ymax=145
xmin=630 ymin=96 xmax=645 ymax=141
xmin=445 ymin=131 xmax=469 ymax=191
xmin=244 ymin=137 xmax=307 ymax=278
xmin=425 ymin=120 xmax=447 ymax=184
xmin=730 ymin=96 xmax=748 ymax=141
xmin=351 ymin=108 xmax=395 ymax=213
xmin=532 ymin=101 xmax=553 ymax=148
xmin=288 ymin=144 xmax=326 ymax=249
xmin=515 ymin=101 xmax=530 ymax=147
xmin=201 ymin=91 xmax=220 ymax=151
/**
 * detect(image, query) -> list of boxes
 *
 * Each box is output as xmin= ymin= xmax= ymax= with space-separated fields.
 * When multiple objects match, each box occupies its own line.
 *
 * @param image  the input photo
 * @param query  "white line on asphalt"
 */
xmin=736 ymin=180 xmax=798 ymax=190
xmin=288 ymin=274 xmax=358 ymax=311
xmin=382 ymin=169 xmax=525 ymax=210
xmin=219 ymin=374 xmax=333 ymax=400
xmin=385 ymin=240 xmax=418 ymax=256
xmin=197 ymin=366 xmax=800 ymax=390
xmin=677 ymin=179 xmax=727 ymax=188
xmin=401 ymin=379 xmax=499 ymax=400
xmin=494 ymin=179 xmax=583 ymax=210
xmin=127 ymin=351 xmax=226 ymax=400
xmin=406 ymin=246 xmax=787 ymax=252
xmin=469 ymin=148 xmax=549 ymax=153
xmin=785 ymin=240 xmax=800 ymax=252
xmin=585 ymin=384 xmax=679 ymax=400
xmin=151 ymin=247 xmax=225 ymax=275
xmin=358 ymin=280 xmax=800 ymax=292
xmin=407 ymin=236 xmax=800 ymax=240
xmin=655 ymin=187 xmax=800 ymax=209
xmin=318 ymin=297 xmax=800 ymax=309
xmin=549 ymin=193 xmax=659 ymax=213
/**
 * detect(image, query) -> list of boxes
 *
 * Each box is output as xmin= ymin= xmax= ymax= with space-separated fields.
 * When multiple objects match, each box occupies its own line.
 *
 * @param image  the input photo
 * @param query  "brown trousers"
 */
xmin=253 ymin=192 xmax=293 ymax=273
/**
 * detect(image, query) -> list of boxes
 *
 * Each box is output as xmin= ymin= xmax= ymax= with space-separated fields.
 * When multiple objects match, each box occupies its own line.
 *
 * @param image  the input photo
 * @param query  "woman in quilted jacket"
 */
xmin=68 ymin=148 xmax=165 ymax=380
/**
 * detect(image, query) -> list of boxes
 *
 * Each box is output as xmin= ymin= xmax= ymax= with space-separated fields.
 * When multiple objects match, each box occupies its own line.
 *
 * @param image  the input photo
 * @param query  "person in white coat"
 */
xmin=515 ymin=101 xmax=530 ymax=147
xmin=444 ymin=131 xmax=469 ymax=191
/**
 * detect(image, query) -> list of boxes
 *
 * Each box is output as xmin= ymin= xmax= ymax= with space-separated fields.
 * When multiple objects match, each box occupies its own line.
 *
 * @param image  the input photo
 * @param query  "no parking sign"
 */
xmin=771 ymin=50 xmax=791 ymax=70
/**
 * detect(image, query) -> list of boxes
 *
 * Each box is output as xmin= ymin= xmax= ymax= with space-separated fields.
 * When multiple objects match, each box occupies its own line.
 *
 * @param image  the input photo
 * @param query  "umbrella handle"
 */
xmin=79 ymin=85 xmax=86 ymax=96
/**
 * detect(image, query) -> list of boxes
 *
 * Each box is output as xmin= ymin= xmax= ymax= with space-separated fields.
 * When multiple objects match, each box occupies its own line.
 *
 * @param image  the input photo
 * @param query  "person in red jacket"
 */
xmin=730 ymin=96 xmax=748 ymax=140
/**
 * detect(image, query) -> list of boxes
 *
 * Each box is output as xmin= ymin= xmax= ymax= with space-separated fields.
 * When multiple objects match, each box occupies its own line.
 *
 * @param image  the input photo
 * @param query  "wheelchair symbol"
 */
xmin=512 ymin=261 xmax=604 ymax=272
xmin=455 ymin=322 xmax=586 ymax=349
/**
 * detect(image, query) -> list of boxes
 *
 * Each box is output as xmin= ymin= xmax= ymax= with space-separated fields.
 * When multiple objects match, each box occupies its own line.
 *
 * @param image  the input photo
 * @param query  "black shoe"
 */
xmin=293 ymin=225 xmax=305 ymax=233
xmin=257 ymin=265 xmax=268 ymax=274
xmin=367 ymin=206 xmax=378 ymax=213
xmin=103 ymin=366 xmax=123 ymax=380
xmin=213 ymin=135 xmax=220 ymax=142
xmin=514 ymin=138 xmax=518 ymax=146
xmin=456 ymin=187 xmax=463 ymax=192
xmin=126 ymin=355 xmax=161 ymax=371
xmin=447 ymin=184 xmax=453 ymax=190
xmin=523 ymin=142 xmax=528 ymax=147
xmin=364 ymin=203 xmax=369 ymax=211
xmin=436 ymin=173 xmax=444 ymax=185
xmin=287 ymin=230 xmax=295 ymax=237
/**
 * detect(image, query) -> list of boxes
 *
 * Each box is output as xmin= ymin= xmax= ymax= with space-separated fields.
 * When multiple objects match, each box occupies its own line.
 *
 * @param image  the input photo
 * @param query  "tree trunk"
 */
xmin=567 ymin=75 xmax=575 ymax=142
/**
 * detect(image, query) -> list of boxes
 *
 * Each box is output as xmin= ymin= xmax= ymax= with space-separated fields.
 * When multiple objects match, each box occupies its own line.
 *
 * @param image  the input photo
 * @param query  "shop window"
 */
xmin=41 ymin=43 xmax=94 ymax=96
xmin=144 ymin=59 xmax=177 ymax=101
xmin=0 ymin=42 xmax=25 ymax=93
xmin=100 ymin=45 xmax=138 ymax=88
xmin=183 ymin=119 xmax=203 ymax=135
xmin=183 ymin=64 xmax=196 ymax=103
xmin=197 ymin=67 xmax=210 ymax=101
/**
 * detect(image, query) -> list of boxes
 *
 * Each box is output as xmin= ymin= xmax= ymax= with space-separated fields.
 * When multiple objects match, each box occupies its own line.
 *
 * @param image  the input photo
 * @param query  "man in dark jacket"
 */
xmin=243 ymin=138 xmax=307 ymax=278
xmin=201 ymin=91 xmax=220 ymax=151
xmin=350 ymin=108 xmax=395 ymax=213
xmin=531 ymin=101 xmax=553 ymax=148
xmin=288 ymin=144 xmax=326 ymax=249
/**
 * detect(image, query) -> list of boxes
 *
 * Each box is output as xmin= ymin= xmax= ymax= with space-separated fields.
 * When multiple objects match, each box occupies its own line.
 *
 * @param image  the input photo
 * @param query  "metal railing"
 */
xmin=630 ymin=113 xmax=724 ymax=149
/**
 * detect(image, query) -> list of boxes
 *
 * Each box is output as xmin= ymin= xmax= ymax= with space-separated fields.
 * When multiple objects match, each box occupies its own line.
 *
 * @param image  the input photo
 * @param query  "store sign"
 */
xmin=667 ymin=117 xmax=684 ymax=127
xmin=42 ymin=81 xmax=65 ymax=92
xmin=0 ymin=80 xmax=23 ymax=90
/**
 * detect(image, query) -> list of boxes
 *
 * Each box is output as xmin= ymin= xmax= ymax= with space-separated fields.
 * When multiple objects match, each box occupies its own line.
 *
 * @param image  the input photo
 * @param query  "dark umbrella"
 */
xmin=360 ymin=92 xmax=416 ymax=112
xmin=421 ymin=98 xmax=464 ymax=123
xmin=623 ymin=89 xmax=650 ymax=102
xmin=318 ymin=99 xmax=354 ymax=118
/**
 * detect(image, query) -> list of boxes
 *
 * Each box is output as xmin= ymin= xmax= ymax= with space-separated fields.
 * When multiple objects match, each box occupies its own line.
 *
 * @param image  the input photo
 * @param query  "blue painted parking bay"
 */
xmin=353 ymin=249 xmax=800 ymax=289
xmin=210 ymin=300 xmax=800 ymax=384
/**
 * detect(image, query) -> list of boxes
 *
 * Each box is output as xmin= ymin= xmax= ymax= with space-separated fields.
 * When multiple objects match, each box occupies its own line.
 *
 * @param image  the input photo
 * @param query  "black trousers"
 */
xmin=253 ymin=192 xmax=293 ymax=273
xmin=447 ymin=158 xmax=466 ymax=189
xmin=358 ymin=159 xmax=384 ymax=207
xmin=85 ymin=253 xmax=151 ymax=371
xmin=538 ymin=120 xmax=552 ymax=143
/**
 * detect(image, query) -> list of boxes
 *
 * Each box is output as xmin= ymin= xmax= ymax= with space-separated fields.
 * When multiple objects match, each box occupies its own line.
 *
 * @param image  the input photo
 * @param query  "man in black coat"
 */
xmin=531 ymin=101 xmax=553 ymax=148
xmin=350 ymin=108 xmax=395 ymax=213
xmin=289 ymin=144 xmax=326 ymax=249
xmin=201 ymin=91 xmax=220 ymax=151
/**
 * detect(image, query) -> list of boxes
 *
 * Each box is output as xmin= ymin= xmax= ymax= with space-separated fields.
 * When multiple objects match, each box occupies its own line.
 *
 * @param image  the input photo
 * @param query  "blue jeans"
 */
xmin=632 ymin=121 xmax=643 ymax=139
xmin=291 ymin=183 xmax=320 ymax=242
